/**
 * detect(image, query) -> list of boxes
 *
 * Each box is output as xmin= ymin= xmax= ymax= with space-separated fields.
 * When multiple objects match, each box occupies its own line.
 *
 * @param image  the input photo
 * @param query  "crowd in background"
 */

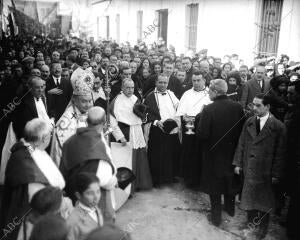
xmin=0 ymin=33 xmax=300 ymax=240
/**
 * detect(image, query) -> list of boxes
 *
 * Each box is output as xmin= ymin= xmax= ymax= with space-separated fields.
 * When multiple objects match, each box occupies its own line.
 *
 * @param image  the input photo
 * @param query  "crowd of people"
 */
xmin=0 ymin=33 xmax=299 ymax=240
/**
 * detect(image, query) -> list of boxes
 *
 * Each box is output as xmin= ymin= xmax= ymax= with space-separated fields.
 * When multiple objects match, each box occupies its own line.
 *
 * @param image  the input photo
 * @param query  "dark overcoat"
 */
xmin=196 ymin=95 xmax=244 ymax=195
xmin=233 ymin=114 xmax=286 ymax=212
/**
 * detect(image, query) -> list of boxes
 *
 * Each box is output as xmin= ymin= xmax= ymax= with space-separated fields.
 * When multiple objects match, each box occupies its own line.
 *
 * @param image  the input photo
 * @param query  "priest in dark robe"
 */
xmin=176 ymin=71 xmax=211 ymax=187
xmin=196 ymin=79 xmax=244 ymax=227
xmin=0 ymin=119 xmax=65 ymax=240
xmin=60 ymin=106 xmax=127 ymax=223
xmin=144 ymin=74 xmax=181 ymax=186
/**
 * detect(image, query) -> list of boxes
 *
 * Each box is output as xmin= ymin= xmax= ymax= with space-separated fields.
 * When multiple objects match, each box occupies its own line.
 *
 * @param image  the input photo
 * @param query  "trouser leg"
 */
xmin=257 ymin=211 xmax=270 ymax=239
xmin=209 ymin=194 xmax=222 ymax=226
xmin=224 ymin=194 xmax=235 ymax=216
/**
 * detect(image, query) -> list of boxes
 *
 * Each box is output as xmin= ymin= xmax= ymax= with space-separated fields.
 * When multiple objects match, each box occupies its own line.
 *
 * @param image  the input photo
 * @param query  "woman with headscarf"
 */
xmin=268 ymin=75 xmax=289 ymax=122
xmin=226 ymin=71 xmax=243 ymax=102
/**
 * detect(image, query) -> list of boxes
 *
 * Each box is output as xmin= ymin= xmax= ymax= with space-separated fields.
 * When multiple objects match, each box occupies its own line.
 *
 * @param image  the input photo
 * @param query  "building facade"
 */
xmin=90 ymin=0 xmax=300 ymax=65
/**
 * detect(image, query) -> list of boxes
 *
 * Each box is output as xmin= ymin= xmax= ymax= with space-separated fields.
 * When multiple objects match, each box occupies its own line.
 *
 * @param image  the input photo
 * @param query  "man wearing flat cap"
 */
xmin=22 ymin=56 xmax=35 ymax=80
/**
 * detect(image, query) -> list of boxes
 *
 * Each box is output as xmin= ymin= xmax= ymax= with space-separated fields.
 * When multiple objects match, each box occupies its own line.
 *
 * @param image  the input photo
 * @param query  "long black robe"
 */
xmin=0 ymin=141 xmax=49 ymax=240
xmin=60 ymin=127 xmax=115 ymax=223
xmin=180 ymin=120 xmax=202 ymax=188
xmin=196 ymin=95 xmax=244 ymax=195
xmin=144 ymin=91 xmax=181 ymax=186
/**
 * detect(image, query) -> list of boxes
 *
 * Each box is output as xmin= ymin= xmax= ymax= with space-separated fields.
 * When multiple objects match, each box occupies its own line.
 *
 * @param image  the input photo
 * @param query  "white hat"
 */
xmin=70 ymin=68 xmax=95 ymax=96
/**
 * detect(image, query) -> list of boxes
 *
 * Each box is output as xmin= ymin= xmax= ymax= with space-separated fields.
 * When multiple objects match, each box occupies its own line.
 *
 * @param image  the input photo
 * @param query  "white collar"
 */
xmin=154 ymin=88 xmax=168 ymax=95
xmin=258 ymin=112 xmax=269 ymax=120
xmin=78 ymin=202 xmax=96 ymax=213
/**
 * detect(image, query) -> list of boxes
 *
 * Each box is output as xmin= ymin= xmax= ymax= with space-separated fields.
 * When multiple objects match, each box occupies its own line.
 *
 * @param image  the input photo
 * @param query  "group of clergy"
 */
xmin=0 ymin=65 xmax=215 ymax=240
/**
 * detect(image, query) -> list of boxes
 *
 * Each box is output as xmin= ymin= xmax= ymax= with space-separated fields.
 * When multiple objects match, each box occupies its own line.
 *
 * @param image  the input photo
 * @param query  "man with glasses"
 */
xmin=90 ymin=61 xmax=99 ymax=73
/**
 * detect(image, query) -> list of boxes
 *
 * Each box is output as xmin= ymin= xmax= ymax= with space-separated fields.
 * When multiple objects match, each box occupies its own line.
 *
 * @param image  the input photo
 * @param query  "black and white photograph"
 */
xmin=0 ymin=0 xmax=299 ymax=239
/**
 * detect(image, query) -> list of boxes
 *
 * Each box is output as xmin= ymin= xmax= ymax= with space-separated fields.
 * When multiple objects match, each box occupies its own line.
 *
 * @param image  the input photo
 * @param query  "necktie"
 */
xmin=41 ymin=95 xmax=47 ymax=112
xmin=56 ymin=78 xmax=59 ymax=86
xmin=160 ymin=92 xmax=166 ymax=95
xmin=257 ymin=80 xmax=261 ymax=88
xmin=256 ymin=117 xmax=260 ymax=135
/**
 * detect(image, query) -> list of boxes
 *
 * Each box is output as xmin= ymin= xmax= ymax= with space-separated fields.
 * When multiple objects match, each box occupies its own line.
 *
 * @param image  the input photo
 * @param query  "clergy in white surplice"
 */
xmin=111 ymin=79 xmax=153 ymax=193
xmin=176 ymin=71 xmax=212 ymax=187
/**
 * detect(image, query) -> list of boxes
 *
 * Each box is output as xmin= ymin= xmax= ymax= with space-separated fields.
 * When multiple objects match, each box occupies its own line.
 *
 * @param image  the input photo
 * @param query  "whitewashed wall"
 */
xmin=90 ymin=0 xmax=300 ymax=64
xmin=277 ymin=0 xmax=300 ymax=62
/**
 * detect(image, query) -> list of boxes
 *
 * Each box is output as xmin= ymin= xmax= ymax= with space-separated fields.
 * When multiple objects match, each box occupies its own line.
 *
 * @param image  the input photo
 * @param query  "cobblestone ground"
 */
xmin=116 ymin=183 xmax=287 ymax=240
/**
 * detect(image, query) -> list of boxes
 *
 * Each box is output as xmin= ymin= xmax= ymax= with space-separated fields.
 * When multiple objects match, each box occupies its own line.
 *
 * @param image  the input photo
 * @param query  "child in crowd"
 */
xmin=18 ymin=186 xmax=64 ymax=240
xmin=29 ymin=215 xmax=68 ymax=240
xmin=66 ymin=172 xmax=103 ymax=240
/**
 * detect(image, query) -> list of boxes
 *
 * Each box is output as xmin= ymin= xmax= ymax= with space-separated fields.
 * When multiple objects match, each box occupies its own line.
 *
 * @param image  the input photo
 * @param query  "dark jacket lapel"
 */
xmin=25 ymin=95 xmax=38 ymax=117
xmin=252 ymin=79 xmax=262 ymax=92
xmin=144 ymin=91 xmax=161 ymax=122
xmin=253 ymin=114 xmax=274 ymax=144
xmin=246 ymin=117 xmax=257 ymax=140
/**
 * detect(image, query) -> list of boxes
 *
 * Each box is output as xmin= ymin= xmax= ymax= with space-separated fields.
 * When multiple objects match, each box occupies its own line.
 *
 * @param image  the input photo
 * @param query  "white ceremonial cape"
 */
xmin=50 ymin=104 xmax=88 ymax=166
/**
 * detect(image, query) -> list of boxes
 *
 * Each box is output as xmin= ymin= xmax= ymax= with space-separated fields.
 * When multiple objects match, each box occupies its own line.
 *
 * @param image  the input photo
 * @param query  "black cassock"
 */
xmin=180 ymin=120 xmax=202 ymax=188
xmin=144 ymin=91 xmax=181 ymax=186
xmin=0 ymin=141 xmax=49 ymax=240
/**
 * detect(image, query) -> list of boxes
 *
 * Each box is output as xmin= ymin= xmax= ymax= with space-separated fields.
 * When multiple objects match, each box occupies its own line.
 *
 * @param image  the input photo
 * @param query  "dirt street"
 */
xmin=116 ymin=183 xmax=287 ymax=240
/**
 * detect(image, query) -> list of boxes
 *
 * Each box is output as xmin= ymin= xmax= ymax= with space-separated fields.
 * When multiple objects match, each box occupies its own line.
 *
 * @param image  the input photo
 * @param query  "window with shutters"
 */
xmin=97 ymin=17 xmax=100 ymax=39
xmin=185 ymin=3 xmax=199 ymax=52
xmin=156 ymin=9 xmax=168 ymax=44
xmin=106 ymin=15 xmax=109 ymax=39
xmin=116 ymin=14 xmax=120 ymax=43
xmin=257 ymin=0 xmax=283 ymax=56
xmin=137 ymin=10 xmax=143 ymax=41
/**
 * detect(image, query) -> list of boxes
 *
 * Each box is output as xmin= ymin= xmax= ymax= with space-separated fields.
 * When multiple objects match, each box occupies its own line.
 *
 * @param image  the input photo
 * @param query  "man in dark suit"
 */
xmin=163 ymin=62 xmax=184 ymax=99
xmin=46 ymin=63 xmax=72 ymax=122
xmin=240 ymin=65 xmax=270 ymax=109
xmin=12 ymin=77 xmax=52 ymax=140
xmin=182 ymin=57 xmax=196 ymax=92
xmin=196 ymin=79 xmax=244 ymax=227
